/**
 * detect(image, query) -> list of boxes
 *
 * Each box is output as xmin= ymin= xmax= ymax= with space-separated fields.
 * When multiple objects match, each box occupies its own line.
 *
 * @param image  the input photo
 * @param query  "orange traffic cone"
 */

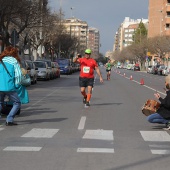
xmin=140 ymin=78 xmax=144 ymax=85
xmin=130 ymin=75 xmax=133 ymax=80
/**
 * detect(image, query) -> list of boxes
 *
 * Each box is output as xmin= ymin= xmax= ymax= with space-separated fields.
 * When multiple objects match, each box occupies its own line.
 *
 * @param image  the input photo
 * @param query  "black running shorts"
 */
xmin=79 ymin=77 xmax=94 ymax=87
xmin=106 ymin=69 xmax=111 ymax=72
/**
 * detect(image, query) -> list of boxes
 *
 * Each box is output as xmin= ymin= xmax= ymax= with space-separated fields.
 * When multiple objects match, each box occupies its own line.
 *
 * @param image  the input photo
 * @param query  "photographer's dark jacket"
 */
xmin=158 ymin=90 xmax=170 ymax=119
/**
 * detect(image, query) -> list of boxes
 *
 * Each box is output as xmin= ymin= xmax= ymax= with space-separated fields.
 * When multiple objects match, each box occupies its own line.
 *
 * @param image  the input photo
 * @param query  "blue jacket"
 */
xmin=0 ymin=56 xmax=22 ymax=91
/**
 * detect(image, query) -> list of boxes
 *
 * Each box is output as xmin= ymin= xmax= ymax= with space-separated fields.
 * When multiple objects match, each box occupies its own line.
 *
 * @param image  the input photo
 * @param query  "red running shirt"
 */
xmin=78 ymin=57 xmax=98 ymax=78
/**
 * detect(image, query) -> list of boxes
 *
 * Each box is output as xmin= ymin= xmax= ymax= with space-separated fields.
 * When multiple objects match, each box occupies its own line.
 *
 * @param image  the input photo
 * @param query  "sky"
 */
xmin=49 ymin=0 xmax=149 ymax=55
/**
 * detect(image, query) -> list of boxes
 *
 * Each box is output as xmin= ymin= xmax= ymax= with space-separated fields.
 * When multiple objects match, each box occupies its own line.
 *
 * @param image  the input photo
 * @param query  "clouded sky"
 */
xmin=49 ymin=0 xmax=149 ymax=55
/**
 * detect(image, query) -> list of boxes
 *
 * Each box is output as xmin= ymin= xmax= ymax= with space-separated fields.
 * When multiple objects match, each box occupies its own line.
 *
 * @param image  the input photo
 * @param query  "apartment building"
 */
xmin=113 ymin=17 xmax=148 ymax=52
xmin=148 ymin=0 xmax=170 ymax=37
xmin=62 ymin=18 xmax=88 ymax=54
xmin=87 ymin=27 xmax=100 ymax=59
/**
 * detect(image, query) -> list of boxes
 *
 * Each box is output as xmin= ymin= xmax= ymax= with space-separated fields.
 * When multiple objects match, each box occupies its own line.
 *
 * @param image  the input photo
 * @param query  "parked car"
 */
xmin=127 ymin=64 xmax=133 ymax=70
xmin=33 ymin=61 xmax=50 ymax=80
xmin=36 ymin=59 xmax=55 ymax=79
xmin=26 ymin=60 xmax=38 ymax=84
xmin=56 ymin=58 xmax=72 ymax=75
xmin=53 ymin=62 xmax=60 ymax=78
xmin=147 ymin=65 xmax=152 ymax=73
xmin=134 ymin=65 xmax=140 ymax=71
xmin=157 ymin=64 xmax=165 ymax=75
xmin=162 ymin=66 xmax=170 ymax=76
xmin=151 ymin=65 xmax=161 ymax=74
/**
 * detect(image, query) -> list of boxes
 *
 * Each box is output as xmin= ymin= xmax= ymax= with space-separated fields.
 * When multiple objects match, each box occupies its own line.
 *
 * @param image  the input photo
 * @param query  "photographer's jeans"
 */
xmin=0 ymin=92 xmax=21 ymax=123
xmin=147 ymin=113 xmax=169 ymax=124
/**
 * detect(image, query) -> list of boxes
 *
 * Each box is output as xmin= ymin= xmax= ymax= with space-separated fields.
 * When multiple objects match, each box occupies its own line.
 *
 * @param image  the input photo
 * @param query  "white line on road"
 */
xmin=78 ymin=116 xmax=86 ymax=130
xmin=3 ymin=147 xmax=42 ymax=151
xmin=77 ymin=148 xmax=114 ymax=153
xmin=140 ymin=131 xmax=170 ymax=141
xmin=83 ymin=129 xmax=114 ymax=141
xmin=22 ymin=128 xmax=59 ymax=138
xmin=114 ymin=71 xmax=166 ymax=96
xmin=151 ymin=150 xmax=170 ymax=154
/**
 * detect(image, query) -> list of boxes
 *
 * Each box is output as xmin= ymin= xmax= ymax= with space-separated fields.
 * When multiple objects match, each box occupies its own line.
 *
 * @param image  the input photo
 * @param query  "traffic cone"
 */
xmin=140 ymin=78 xmax=144 ymax=85
xmin=130 ymin=75 xmax=133 ymax=80
xmin=124 ymin=73 xmax=126 ymax=77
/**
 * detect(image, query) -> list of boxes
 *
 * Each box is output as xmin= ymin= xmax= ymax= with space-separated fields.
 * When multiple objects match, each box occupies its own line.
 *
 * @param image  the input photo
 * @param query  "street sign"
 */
xmin=11 ymin=29 xmax=19 ymax=46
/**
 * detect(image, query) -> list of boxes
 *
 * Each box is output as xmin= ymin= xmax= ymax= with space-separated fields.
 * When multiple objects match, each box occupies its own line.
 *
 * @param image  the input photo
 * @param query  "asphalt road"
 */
xmin=0 ymin=67 xmax=170 ymax=170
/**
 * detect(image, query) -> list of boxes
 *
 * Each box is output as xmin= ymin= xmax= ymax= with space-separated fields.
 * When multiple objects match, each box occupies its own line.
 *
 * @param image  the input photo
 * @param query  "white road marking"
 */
xmin=78 ymin=116 xmax=86 ymax=130
xmin=114 ymin=71 xmax=166 ymax=96
xmin=0 ymin=128 xmax=4 ymax=131
xmin=83 ymin=129 xmax=113 ymax=141
xmin=151 ymin=150 xmax=170 ymax=154
xmin=21 ymin=128 xmax=59 ymax=138
xmin=140 ymin=131 xmax=170 ymax=141
xmin=77 ymin=148 xmax=114 ymax=153
xmin=3 ymin=147 xmax=42 ymax=151
xmin=149 ymin=144 xmax=170 ymax=148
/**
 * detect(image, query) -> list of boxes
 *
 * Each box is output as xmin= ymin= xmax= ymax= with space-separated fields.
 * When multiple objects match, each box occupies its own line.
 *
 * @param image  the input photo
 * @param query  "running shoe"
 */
xmin=85 ymin=101 xmax=90 ymax=107
xmin=83 ymin=97 xmax=87 ymax=104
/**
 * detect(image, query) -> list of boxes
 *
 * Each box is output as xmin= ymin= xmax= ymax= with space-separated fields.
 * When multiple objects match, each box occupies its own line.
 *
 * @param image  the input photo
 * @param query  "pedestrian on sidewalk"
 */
xmin=73 ymin=49 xmax=103 ymax=107
xmin=0 ymin=46 xmax=22 ymax=126
xmin=147 ymin=75 xmax=170 ymax=129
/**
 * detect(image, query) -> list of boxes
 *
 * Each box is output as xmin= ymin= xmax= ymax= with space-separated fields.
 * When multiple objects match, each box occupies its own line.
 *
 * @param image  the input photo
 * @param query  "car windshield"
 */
xmin=57 ymin=60 xmax=69 ymax=66
xmin=34 ymin=62 xmax=46 ymax=68
xmin=46 ymin=61 xmax=51 ymax=67
xmin=21 ymin=61 xmax=26 ymax=68
xmin=27 ymin=62 xmax=33 ymax=69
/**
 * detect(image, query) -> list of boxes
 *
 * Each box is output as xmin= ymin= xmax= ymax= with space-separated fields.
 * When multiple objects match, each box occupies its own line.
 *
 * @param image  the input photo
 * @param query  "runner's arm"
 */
xmin=95 ymin=66 xmax=103 ymax=83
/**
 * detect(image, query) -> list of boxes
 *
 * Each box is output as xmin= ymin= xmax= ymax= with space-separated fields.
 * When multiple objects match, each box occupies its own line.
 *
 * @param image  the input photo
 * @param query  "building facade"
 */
xmin=113 ymin=17 xmax=148 ymax=52
xmin=87 ymin=27 xmax=100 ymax=59
xmin=63 ymin=18 xmax=88 ymax=54
xmin=148 ymin=0 xmax=170 ymax=37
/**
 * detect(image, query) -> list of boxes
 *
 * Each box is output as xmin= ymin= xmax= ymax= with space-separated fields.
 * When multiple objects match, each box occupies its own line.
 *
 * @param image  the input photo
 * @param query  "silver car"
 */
xmin=33 ymin=61 xmax=50 ymax=80
xmin=26 ymin=60 xmax=38 ymax=84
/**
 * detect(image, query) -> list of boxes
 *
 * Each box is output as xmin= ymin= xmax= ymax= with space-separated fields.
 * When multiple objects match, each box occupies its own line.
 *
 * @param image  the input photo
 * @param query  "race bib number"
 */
xmin=83 ymin=66 xmax=90 ymax=73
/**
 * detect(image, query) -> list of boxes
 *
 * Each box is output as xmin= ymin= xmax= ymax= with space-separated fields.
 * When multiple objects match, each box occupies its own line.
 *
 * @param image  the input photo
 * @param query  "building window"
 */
xmin=167 ymin=12 xmax=170 ymax=17
xmin=166 ymin=23 xmax=170 ymax=29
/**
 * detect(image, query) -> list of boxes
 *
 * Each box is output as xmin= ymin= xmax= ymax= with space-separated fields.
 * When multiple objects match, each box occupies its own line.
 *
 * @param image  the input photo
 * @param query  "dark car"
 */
xmin=55 ymin=58 xmax=72 ymax=75
xmin=134 ymin=66 xmax=140 ymax=71
xmin=152 ymin=64 xmax=162 ymax=74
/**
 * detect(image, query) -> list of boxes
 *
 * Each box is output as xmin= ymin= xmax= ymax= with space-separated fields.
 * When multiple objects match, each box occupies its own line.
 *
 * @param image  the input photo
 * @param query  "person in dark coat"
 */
xmin=147 ymin=74 xmax=170 ymax=129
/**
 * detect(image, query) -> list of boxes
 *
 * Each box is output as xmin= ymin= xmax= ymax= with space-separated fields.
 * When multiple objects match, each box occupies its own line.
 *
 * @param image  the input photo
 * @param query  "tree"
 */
xmin=133 ymin=21 xmax=147 ymax=44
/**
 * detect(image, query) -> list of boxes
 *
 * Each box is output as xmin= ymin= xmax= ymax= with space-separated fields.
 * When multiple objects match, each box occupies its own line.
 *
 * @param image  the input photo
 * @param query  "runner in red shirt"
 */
xmin=73 ymin=49 xmax=103 ymax=107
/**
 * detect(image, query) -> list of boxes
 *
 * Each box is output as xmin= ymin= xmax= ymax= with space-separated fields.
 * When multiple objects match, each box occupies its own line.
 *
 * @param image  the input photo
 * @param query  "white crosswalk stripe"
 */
xmin=3 ymin=128 xmax=59 ymax=152
xmin=78 ymin=129 xmax=114 ymax=153
xmin=140 ymin=131 xmax=170 ymax=155
xmin=21 ymin=128 xmax=59 ymax=138
xmin=83 ymin=129 xmax=113 ymax=140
